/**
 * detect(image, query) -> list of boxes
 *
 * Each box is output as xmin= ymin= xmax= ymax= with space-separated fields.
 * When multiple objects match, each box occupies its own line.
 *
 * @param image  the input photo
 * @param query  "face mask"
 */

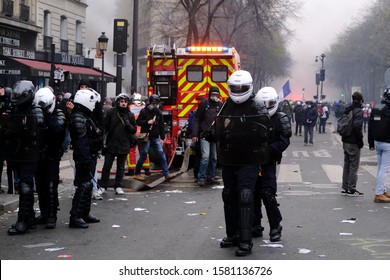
xmin=210 ymin=96 xmax=220 ymax=102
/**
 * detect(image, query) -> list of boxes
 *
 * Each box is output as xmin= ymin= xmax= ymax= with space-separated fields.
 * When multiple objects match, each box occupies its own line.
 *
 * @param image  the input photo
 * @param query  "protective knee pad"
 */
xmin=20 ymin=182 xmax=33 ymax=196
xmin=222 ymin=188 xmax=234 ymax=206
xmin=240 ymin=188 xmax=253 ymax=206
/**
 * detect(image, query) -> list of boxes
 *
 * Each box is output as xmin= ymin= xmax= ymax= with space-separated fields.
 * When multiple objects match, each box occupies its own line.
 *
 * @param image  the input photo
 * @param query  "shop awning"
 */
xmin=4 ymin=57 xmax=115 ymax=82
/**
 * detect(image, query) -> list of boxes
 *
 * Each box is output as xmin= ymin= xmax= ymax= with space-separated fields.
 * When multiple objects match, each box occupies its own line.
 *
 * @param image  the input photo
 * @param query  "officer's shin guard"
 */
xmin=35 ymin=184 xmax=49 ymax=225
xmin=220 ymin=188 xmax=238 ymax=248
xmin=69 ymin=183 xmax=89 ymax=229
xmin=8 ymin=183 xmax=35 ymax=235
xmin=236 ymin=188 xmax=253 ymax=257
xmin=45 ymin=182 xmax=58 ymax=229
xmin=82 ymin=183 xmax=100 ymax=223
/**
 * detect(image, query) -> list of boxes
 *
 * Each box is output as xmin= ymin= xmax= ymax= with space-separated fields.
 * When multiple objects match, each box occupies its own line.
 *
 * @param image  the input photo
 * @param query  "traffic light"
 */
xmin=320 ymin=69 xmax=325 ymax=81
xmin=113 ymin=19 xmax=128 ymax=53
xmin=313 ymin=95 xmax=318 ymax=99
xmin=316 ymin=73 xmax=320 ymax=85
xmin=321 ymin=95 xmax=326 ymax=100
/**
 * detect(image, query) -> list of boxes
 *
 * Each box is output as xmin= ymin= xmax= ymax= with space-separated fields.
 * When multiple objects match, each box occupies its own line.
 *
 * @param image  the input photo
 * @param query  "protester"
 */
xmin=368 ymin=89 xmax=390 ymax=203
xmin=191 ymin=86 xmax=222 ymax=186
xmin=133 ymin=94 xmax=173 ymax=181
xmin=99 ymin=93 xmax=136 ymax=195
xmin=303 ymin=100 xmax=317 ymax=146
xmin=341 ymin=91 xmax=364 ymax=197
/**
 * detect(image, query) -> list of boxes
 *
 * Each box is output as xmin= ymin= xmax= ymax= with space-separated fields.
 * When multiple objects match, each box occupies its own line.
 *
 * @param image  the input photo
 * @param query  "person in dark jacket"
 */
xmin=133 ymin=94 xmax=173 ymax=181
xmin=303 ymin=100 xmax=317 ymax=146
xmin=368 ymin=89 xmax=390 ymax=203
xmin=293 ymin=101 xmax=304 ymax=136
xmin=252 ymin=87 xmax=291 ymax=242
xmin=217 ymin=70 xmax=270 ymax=257
xmin=34 ymin=87 xmax=67 ymax=229
xmin=191 ymin=86 xmax=222 ymax=186
xmin=68 ymin=88 xmax=103 ymax=229
xmin=99 ymin=93 xmax=136 ymax=195
xmin=341 ymin=91 xmax=364 ymax=197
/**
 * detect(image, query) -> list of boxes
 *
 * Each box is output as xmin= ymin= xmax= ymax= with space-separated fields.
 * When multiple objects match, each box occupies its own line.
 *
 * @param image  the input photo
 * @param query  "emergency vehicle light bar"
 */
xmin=185 ymin=46 xmax=229 ymax=53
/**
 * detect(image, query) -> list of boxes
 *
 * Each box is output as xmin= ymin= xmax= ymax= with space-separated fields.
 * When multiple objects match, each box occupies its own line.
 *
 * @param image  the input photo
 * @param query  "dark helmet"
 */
xmin=4 ymin=87 xmax=12 ymax=97
xmin=115 ymin=93 xmax=130 ymax=103
xmin=383 ymin=88 xmax=390 ymax=100
xmin=149 ymin=94 xmax=160 ymax=103
xmin=11 ymin=80 xmax=35 ymax=107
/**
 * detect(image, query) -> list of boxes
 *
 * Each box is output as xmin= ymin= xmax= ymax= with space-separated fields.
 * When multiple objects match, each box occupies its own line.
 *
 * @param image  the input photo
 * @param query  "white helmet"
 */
xmin=365 ymin=103 xmax=370 ymax=108
xmin=255 ymin=87 xmax=279 ymax=116
xmin=73 ymin=89 xmax=100 ymax=112
xmin=33 ymin=87 xmax=56 ymax=113
xmin=228 ymin=70 xmax=253 ymax=104
xmin=132 ymin=93 xmax=142 ymax=105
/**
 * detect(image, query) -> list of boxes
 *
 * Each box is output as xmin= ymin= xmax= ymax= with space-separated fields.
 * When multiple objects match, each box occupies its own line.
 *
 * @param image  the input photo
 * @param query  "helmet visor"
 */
xmin=265 ymin=99 xmax=277 ymax=110
xmin=229 ymin=84 xmax=251 ymax=94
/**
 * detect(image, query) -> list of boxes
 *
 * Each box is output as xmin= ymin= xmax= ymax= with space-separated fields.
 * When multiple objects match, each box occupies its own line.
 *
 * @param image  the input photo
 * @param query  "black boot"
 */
xmin=69 ymin=185 xmax=88 ymax=229
xmin=236 ymin=242 xmax=253 ymax=257
xmin=8 ymin=183 xmax=34 ymax=235
xmin=270 ymin=225 xmax=282 ymax=242
xmin=82 ymin=183 xmax=100 ymax=223
xmin=220 ymin=236 xmax=239 ymax=248
xmin=46 ymin=183 xmax=58 ymax=229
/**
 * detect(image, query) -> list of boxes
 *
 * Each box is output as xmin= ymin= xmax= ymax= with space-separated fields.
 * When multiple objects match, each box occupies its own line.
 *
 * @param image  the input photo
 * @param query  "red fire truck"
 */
xmin=146 ymin=44 xmax=241 ymax=167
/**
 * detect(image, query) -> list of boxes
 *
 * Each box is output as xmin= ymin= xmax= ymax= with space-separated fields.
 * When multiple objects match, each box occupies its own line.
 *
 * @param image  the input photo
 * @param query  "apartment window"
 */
xmin=75 ymin=20 xmax=83 ymax=55
xmin=19 ymin=1 xmax=29 ymax=21
xmin=60 ymin=16 xmax=68 ymax=53
xmin=43 ymin=10 xmax=51 ymax=36
xmin=2 ymin=0 xmax=14 ymax=17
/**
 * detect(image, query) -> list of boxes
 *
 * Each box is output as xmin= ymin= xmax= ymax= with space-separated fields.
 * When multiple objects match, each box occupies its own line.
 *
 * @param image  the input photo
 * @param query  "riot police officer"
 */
xmin=252 ymin=87 xmax=292 ymax=242
xmin=216 ymin=70 xmax=270 ymax=257
xmin=5 ymin=81 xmax=41 ymax=235
xmin=68 ymin=88 xmax=103 ymax=229
xmin=33 ymin=87 xmax=67 ymax=229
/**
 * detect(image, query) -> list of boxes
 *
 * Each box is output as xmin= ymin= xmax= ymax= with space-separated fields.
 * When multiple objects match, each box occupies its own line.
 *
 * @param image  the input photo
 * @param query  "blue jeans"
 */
xmin=375 ymin=141 xmax=390 ymax=195
xmin=136 ymin=138 xmax=169 ymax=177
xmin=197 ymin=139 xmax=217 ymax=181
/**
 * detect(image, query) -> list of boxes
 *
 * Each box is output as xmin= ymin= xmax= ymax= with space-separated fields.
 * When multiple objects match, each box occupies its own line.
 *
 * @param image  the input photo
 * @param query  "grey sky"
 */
xmin=285 ymin=0 xmax=374 ymax=101
xmin=85 ymin=0 xmax=374 ymax=100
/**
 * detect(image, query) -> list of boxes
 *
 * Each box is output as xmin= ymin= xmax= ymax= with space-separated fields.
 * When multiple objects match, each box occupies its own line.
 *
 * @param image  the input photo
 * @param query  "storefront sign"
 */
xmin=60 ymin=53 xmax=85 ymax=66
xmin=2 ymin=47 xmax=35 ymax=59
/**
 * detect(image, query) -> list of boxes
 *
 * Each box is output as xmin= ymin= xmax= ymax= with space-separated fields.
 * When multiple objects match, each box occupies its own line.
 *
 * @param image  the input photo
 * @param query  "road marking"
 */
xmin=322 ymin=164 xmax=343 ymax=183
xmin=292 ymin=151 xmax=309 ymax=157
xmin=277 ymin=164 xmax=302 ymax=182
xmin=313 ymin=150 xmax=331 ymax=158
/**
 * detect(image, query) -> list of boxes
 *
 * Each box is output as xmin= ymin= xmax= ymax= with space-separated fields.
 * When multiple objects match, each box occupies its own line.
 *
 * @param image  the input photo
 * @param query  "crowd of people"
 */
xmin=2 ymin=74 xmax=390 ymax=258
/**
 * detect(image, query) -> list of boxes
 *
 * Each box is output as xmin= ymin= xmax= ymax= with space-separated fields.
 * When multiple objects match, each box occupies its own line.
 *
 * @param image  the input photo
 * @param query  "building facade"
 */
xmin=0 ymin=0 xmax=113 ymax=95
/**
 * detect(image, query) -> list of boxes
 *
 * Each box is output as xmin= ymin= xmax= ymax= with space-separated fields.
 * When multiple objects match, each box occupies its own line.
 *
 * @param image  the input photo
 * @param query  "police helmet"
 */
xmin=255 ymin=87 xmax=279 ymax=116
xmin=149 ymin=94 xmax=160 ymax=103
xmin=11 ymin=80 xmax=35 ymax=107
xmin=228 ymin=70 xmax=253 ymax=104
xmin=73 ymin=89 xmax=99 ymax=112
xmin=33 ymin=87 xmax=56 ymax=113
xmin=132 ymin=93 xmax=142 ymax=105
xmin=383 ymin=88 xmax=390 ymax=100
xmin=115 ymin=93 xmax=130 ymax=103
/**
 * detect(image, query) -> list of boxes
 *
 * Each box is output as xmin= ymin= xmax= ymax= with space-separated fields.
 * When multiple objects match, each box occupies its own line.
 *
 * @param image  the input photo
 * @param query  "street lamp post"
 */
xmin=315 ymin=53 xmax=326 ymax=101
xmin=98 ymin=32 xmax=109 ymax=99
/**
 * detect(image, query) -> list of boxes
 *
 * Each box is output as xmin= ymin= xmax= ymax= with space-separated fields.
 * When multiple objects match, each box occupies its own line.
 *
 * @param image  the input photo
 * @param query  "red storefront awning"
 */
xmin=12 ymin=57 xmax=115 ymax=82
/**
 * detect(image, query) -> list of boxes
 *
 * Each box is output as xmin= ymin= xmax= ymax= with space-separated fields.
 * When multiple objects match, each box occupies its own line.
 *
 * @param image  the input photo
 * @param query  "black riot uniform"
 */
xmin=5 ymin=81 xmax=42 ymax=235
xmin=68 ymin=89 xmax=103 ymax=229
xmin=0 ymin=87 xmax=13 ymax=193
xmin=216 ymin=93 xmax=270 ymax=257
xmin=34 ymin=88 xmax=67 ymax=229
xmin=253 ymin=110 xmax=291 ymax=241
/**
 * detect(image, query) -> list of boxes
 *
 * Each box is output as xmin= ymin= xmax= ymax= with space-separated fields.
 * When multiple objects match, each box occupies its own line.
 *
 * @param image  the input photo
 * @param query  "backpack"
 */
xmin=337 ymin=110 xmax=354 ymax=137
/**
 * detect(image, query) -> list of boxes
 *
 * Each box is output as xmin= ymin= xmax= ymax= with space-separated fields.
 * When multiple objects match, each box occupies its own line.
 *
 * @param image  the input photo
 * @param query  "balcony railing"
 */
xmin=60 ymin=39 xmax=68 ymax=53
xmin=19 ymin=3 xmax=29 ymax=21
xmin=2 ymin=0 xmax=13 ymax=17
xmin=43 ymin=35 xmax=52 ymax=51
xmin=76 ymin=42 xmax=83 ymax=55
